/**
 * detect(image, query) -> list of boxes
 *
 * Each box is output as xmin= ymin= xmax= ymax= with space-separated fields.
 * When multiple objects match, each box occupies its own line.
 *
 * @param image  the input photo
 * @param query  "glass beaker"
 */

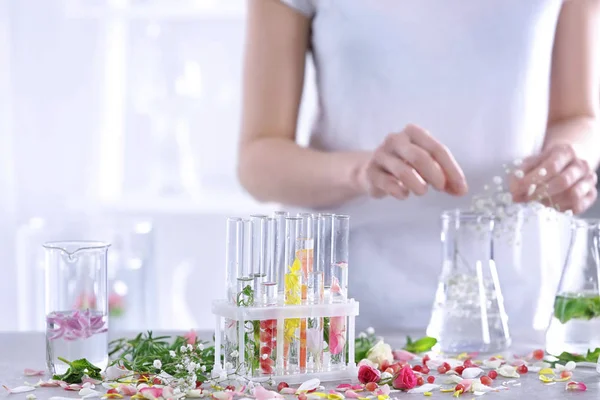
xmin=426 ymin=210 xmax=510 ymax=353
xmin=44 ymin=241 xmax=110 ymax=375
xmin=546 ymin=218 xmax=600 ymax=355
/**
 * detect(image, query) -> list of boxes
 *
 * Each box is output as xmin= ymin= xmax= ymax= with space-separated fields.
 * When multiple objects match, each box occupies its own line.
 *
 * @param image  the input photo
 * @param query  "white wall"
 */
xmin=0 ymin=0 xmax=317 ymax=332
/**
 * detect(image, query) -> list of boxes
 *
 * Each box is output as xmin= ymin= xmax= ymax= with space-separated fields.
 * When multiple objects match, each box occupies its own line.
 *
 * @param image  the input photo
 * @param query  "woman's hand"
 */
xmin=361 ymin=124 xmax=468 ymax=200
xmin=510 ymin=144 xmax=598 ymax=214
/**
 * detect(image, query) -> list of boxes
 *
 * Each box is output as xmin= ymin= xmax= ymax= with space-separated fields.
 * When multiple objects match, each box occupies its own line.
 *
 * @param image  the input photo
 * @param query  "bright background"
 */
xmin=1 ymin=0 xmax=599 ymax=333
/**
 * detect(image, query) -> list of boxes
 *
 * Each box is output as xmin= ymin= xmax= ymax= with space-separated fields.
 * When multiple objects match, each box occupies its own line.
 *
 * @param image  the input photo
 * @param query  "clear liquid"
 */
xmin=330 ymin=262 xmax=348 ymax=302
xmin=46 ymin=310 xmax=108 ymax=374
xmin=546 ymin=317 xmax=600 ymax=355
xmin=427 ymin=274 xmax=510 ymax=353
xmin=261 ymin=281 xmax=278 ymax=306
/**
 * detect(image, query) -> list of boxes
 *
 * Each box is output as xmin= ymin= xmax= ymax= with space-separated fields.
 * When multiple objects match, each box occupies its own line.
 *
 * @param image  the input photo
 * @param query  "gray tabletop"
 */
xmin=1 ymin=331 xmax=599 ymax=399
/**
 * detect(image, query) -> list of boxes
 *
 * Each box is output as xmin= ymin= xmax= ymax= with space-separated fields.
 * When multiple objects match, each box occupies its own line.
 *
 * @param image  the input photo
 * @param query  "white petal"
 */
xmin=445 ymin=375 xmax=464 ymax=384
xmin=462 ymin=367 xmax=484 ymax=379
xmin=296 ymin=378 xmax=320 ymax=393
xmin=5 ymin=386 xmax=36 ymax=393
xmin=565 ymin=361 xmax=577 ymax=371
xmin=186 ymin=390 xmax=203 ymax=398
xmin=79 ymin=388 xmax=101 ymax=398
xmin=482 ymin=359 xmax=502 ymax=369
xmin=498 ymin=365 xmax=520 ymax=378
xmin=25 ymin=395 xmax=37 ymax=400
xmin=407 ymin=384 xmax=440 ymax=394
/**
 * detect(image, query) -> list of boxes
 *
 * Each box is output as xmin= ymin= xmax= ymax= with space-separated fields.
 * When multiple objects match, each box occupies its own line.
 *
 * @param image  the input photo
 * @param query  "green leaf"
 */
xmin=403 ymin=336 xmax=437 ymax=354
xmin=553 ymin=295 xmax=600 ymax=324
xmin=547 ymin=347 xmax=600 ymax=367
xmin=52 ymin=358 xmax=102 ymax=384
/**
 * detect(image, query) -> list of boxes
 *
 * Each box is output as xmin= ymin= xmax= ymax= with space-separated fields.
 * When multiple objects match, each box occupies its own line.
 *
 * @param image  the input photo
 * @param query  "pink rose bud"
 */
xmin=357 ymin=364 xmax=381 ymax=384
xmin=392 ymin=365 xmax=417 ymax=390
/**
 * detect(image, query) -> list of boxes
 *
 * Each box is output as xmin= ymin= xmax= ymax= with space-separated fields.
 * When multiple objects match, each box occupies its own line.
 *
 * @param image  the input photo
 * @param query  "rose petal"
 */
xmin=253 ymin=386 xmax=282 ymax=400
xmin=566 ymin=381 xmax=587 ymax=391
xmin=471 ymin=382 xmax=494 ymax=393
xmin=104 ymin=365 xmax=130 ymax=381
xmin=482 ymin=359 xmax=502 ymax=369
xmin=185 ymin=389 xmax=203 ymax=398
xmin=344 ymin=390 xmax=360 ymax=398
xmin=2 ymin=385 xmax=36 ymax=394
xmin=117 ymin=384 xmax=137 ymax=396
xmin=24 ymin=369 xmax=45 ymax=377
xmin=280 ymin=388 xmax=296 ymax=395
xmin=335 ymin=384 xmax=352 ymax=392
xmin=461 ymin=368 xmax=484 ymax=379
xmin=297 ymin=379 xmax=321 ymax=393
xmin=407 ymin=384 xmax=440 ymax=394
xmin=392 ymin=350 xmax=416 ymax=362
xmin=79 ymin=387 xmax=101 ymax=398
xmin=212 ymin=391 xmax=233 ymax=400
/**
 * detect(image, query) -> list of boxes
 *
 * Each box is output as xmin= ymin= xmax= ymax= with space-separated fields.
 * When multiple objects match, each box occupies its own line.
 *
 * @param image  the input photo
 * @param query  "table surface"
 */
xmin=1 ymin=331 xmax=599 ymax=399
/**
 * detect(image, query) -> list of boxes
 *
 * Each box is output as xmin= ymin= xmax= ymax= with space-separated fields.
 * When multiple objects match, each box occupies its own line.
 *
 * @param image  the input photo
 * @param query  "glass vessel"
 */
xmin=546 ymin=218 xmax=600 ymax=355
xmin=426 ymin=210 xmax=510 ymax=353
xmin=44 ymin=241 xmax=110 ymax=375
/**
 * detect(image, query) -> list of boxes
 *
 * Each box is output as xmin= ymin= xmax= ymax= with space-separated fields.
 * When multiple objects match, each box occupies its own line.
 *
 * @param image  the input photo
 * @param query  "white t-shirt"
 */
xmin=281 ymin=0 xmax=567 ymax=332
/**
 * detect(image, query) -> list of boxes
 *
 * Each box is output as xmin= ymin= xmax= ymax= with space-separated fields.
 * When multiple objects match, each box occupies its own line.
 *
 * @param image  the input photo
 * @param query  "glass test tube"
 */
xmin=320 ymin=214 xmax=334 ymax=300
xmin=329 ymin=215 xmax=349 ymax=369
xmin=283 ymin=216 xmax=302 ymax=373
xmin=331 ymin=215 xmax=349 ymax=302
xmin=225 ymin=217 xmax=244 ymax=304
xmin=274 ymin=211 xmax=288 ymax=297
xmin=297 ymin=213 xmax=314 ymax=372
xmin=307 ymin=214 xmax=325 ymax=372
xmin=237 ymin=219 xmax=254 ymax=306
xmin=259 ymin=218 xmax=278 ymax=375
xmin=250 ymin=215 xmax=268 ymax=302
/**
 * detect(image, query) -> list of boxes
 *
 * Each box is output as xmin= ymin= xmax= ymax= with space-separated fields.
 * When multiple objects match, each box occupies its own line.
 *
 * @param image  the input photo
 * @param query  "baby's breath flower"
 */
xmin=201 ymin=365 xmax=207 ymax=372
xmin=169 ymin=350 xmax=176 ymax=357
xmin=230 ymin=350 xmax=239 ymax=358
xmin=153 ymin=359 xmax=162 ymax=369
xmin=358 ymin=332 xmax=367 ymax=338
xmin=527 ymin=184 xmax=537 ymax=197
xmin=514 ymin=169 xmax=524 ymax=179
xmin=224 ymin=362 xmax=233 ymax=370
xmin=538 ymin=168 xmax=547 ymax=177
xmin=181 ymin=345 xmax=187 ymax=353
xmin=197 ymin=343 xmax=205 ymax=351
xmin=366 ymin=327 xmax=375 ymax=335
xmin=187 ymin=343 xmax=194 ymax=351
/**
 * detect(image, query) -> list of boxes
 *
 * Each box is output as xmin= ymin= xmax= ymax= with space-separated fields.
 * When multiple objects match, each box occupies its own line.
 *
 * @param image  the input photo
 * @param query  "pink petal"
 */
xmin=392 ymin=350 xmax=416 ymax=362
xmin=140 ymin=387 xmax=163 ymax=398
xmin=345 ymin=390 xmax=360 ymax=398
xmin=38 ymin=380 xmax=61 ymax=388
xmin=280 ymin=388 xmax=296 ymax=395
xmin=82 ymin=377 xmax=102 ymax=385
xmin=59 ymin=382 xmax=82 ymax=391
xmin=335 ymin=384 xmax=352 ymax=391
xmin=459 ymin=379 xmax=473 ymax=392
xmin=2 ymin=385 xmax=36 ymax=394
xmin=253 ymin=386 xmax=282 ymax=400
xmin=566 ymin=381 xmax=587 ymax=391
xmin=351 ymin=384 xmax=362 ymax=391
xmin=377 ymin=384 xmax=391 ymax=396
xmin=24 ymin=369 xmax=45 ymax=376
xmin=117 ymin=384 xmax=137 ymax=396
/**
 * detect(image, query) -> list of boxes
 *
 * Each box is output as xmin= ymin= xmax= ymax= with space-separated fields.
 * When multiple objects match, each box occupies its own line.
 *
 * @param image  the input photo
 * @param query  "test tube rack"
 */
xmin=211 ymin=299 xmax=360 ymax=384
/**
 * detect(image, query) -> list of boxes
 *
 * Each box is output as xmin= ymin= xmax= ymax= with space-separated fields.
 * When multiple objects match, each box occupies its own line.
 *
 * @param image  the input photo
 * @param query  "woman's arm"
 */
xmin=544 ymin=0 xmax=600 ymax=169
xmin=237 ymin=0 xmax=369 ymax=208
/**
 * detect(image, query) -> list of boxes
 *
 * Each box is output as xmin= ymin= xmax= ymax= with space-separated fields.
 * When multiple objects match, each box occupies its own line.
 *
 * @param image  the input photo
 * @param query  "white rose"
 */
xmin=366 ymin=340 xmax=393 ymax=366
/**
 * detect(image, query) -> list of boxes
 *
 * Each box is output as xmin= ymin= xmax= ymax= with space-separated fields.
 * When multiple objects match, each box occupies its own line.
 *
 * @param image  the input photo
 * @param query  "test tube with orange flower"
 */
xmin=296 ymin=213 xmax=315 ymax=372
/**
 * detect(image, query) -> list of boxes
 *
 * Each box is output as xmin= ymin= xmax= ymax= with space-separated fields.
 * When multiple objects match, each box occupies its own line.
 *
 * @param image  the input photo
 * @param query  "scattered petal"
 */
xmin=104 ymin=365 xmax=130 ymax=381
xmin=566 ymin=381 xmax=587 ymax=391
xmin=392 ymin=350 xmax=416 ymax=362
xmin=528 ymin=362 xmax=551 ymax=372
xmin=539 ymin=375 xmax=554 ymax=383
xmin=498 ymin=365 xmax=520 ymax=378
xmin=336 ymin=384 xmax=352 ymax=392
xmin=253 ymin=386 xmax=282 ymax=400
xmin=117 ymin=384 xmax=137 ymax=396
xmin=79 ymin=387 xmax=101 ymax=398
xmin=23 ymin=369 xmax=45 ymax=377
xmin=482 ymin=359 xmax=502 ymax=369
xmin=212 ymin=391 xmax=233 ymax=400
xmin=38 ymin=380 xmax=61 ymax=388
xmin=445 ymin=375 xmax=463 ymax=385
xmin=407 ymin=384 xmax=440 ymax=394
xmin=3 ymin=385 xmax=36 ymax=394
xmin=280 ymin=388 xmax=296 ymax=395
xmin=344 ymin=390 xmax=359 ymax=399
xmin=297 ymin=379 xmax=321 ymax=393
xmin=538 ymin=368 xmax=554 ymax=375
xmin=471 ymin=382 xmax=493 ymax=393
xmin=26 ymin=394 xmax=37 ymax=400
xmin=186 ymin=389 xmax=203 ymax=398
xmin=461 ymin=368 xmax=484 ymax=379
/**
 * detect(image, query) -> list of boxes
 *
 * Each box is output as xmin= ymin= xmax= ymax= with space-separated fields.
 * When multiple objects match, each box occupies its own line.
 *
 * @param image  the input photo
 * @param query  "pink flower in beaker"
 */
xmin=184 ymin=330 xmax=197 ymax=345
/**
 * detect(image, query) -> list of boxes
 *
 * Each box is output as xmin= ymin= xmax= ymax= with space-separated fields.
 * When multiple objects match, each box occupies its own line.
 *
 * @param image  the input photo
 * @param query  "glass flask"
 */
xmin=426 ymin=210 xmax=510 ymax=353
xmin=546 ymin=218 xmax=600 ymax=355
xmin=44 ymin=241 xmax=110 ymax=375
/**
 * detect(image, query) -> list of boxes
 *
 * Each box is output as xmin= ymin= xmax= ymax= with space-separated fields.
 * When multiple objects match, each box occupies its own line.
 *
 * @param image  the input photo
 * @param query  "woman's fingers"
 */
xmin=544 ymin=159 xmax=589 ymax=197
xmin=374 ymin=149 xmax=428 ymax=195
xmin=403 ymin=124 xmax=468 ymax=195
xmin=366 ymin=162 xmax=410 ymax=200
xmin=518 ymin=145 xmax=577 ymax=195
xmin=546 ymin=173 xmax=597 ymax=214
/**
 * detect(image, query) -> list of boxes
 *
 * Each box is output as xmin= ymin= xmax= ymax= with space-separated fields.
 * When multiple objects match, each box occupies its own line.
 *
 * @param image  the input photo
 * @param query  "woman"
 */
xmin=237 ymin=0 xmax=600 ymax=332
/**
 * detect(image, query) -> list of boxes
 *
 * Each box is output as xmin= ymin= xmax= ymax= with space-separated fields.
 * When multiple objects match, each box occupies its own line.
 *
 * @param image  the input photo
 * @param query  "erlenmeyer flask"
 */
xmin=44 ymin=241 xmax=110 ymax=374
xmin=426 ymin=210 xmax=510 ymax=353
xmin=546 ymin=218 xmax=600 ymax=355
